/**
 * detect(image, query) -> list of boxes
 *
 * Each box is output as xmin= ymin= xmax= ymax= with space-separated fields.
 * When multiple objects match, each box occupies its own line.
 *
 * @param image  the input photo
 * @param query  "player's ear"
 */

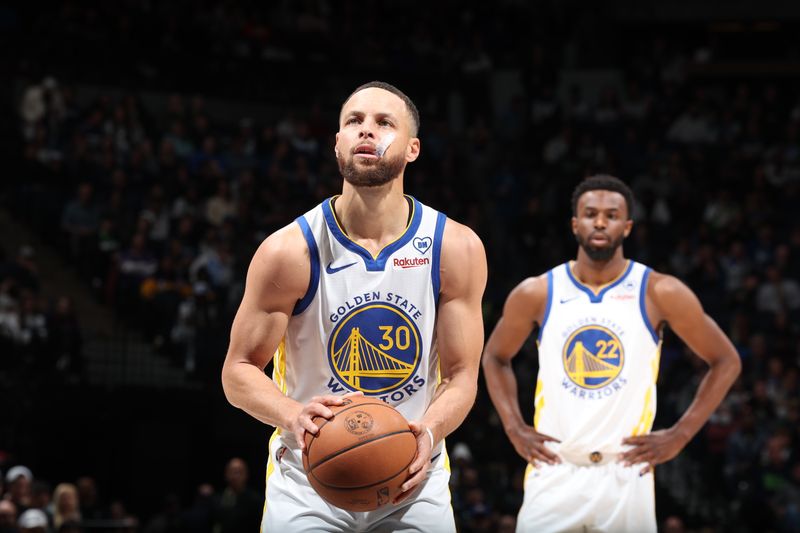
xmin=623 ymin=219 xmax=633 ymax=237
xmin=406 ymin=137 xmax=420 ymax=163
xmin=571 ymin=216 xmax=578 ymax=235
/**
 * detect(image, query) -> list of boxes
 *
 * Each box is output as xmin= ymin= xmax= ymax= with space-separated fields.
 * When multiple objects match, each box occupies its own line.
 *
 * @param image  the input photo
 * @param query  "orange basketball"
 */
xmin=302 ymin=396 xmax=417 ymax=511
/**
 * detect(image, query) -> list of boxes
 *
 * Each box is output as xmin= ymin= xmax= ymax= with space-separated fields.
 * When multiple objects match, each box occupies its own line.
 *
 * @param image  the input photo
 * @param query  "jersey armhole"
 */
xmin=431 ymin=211 xmax=447 ymax=306
xmin=536 ymin=269 xmax=554 ymax=343
xmin=639 ymin=267 xmax=659 ymax=343
xmin=292 ymin=215 xmax=320 ymax=315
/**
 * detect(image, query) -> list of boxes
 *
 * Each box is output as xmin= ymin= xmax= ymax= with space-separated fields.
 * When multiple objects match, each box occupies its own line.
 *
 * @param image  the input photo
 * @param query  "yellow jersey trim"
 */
xmin=630 ymin=341 xmax=662 ymax=436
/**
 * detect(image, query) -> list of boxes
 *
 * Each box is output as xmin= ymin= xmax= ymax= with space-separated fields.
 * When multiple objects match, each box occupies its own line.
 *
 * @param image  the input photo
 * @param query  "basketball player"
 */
xmin=482 ymin=176 xmax=741 ymax=532
xmin=221 ymin=81 xmax=487 ymax=532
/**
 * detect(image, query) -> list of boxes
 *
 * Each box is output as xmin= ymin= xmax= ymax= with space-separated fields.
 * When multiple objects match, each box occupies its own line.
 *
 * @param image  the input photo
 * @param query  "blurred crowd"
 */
xmin=0 ymin=244 xmax=83 ymax=384
xmin=0 ymin=458 xmax=261 ymax=533
xmin=4 ymin=1 xmax=800 ymax=532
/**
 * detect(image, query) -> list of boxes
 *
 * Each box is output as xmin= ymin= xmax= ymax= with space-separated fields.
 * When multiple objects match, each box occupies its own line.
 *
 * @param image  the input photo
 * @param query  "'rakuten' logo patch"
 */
xmin=393 ymin=257 xmax=430 ymax=269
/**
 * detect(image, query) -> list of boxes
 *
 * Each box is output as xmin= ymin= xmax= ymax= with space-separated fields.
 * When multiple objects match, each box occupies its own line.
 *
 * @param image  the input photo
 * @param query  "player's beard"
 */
xmin=338 ymin=151 xmax=406 ymax=187
xmin=576 ymin=232 xmax=624 ymax=261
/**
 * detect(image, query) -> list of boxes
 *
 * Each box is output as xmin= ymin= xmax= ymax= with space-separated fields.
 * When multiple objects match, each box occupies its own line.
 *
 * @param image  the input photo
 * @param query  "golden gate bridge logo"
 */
xmin=562 ymin=325 xmax=624 ymax=389
xmin=327 ymin=303 xmax=421 ymax=394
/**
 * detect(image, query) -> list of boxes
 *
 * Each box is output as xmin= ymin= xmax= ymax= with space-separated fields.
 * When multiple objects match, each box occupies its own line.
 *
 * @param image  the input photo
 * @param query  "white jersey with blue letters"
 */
xmin=517 ymin=260 xmax=661 ymax=533
xmin=534 ymin=260 xmax=661 ymax=455
xmin=262 ymin=195 xmax=455 ymax=533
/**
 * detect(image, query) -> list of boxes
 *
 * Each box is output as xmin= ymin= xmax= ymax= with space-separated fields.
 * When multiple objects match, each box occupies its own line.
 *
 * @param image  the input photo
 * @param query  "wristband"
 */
xmin=426 ymin=427 xmax=436 ymax=449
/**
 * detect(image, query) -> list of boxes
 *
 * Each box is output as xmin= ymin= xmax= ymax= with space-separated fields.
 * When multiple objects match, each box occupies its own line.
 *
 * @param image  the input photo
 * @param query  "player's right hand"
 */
xmin=290 ymin=391 xmax=364 ymax=452
xmin=507 ymin=424 xmax=561 ymax=465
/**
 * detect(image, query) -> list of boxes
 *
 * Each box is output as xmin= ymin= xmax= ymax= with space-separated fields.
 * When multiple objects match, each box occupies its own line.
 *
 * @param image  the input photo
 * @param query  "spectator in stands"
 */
xmin=16 ymin=509 xmax=48 ymax=533
xmin=204 ymin=180 xmax=236 ymax=228
xmin=0 ymin=500 xmax=17 ymax=533
xmin=5 ymin=247 xmax=40 ymax=295
xmin=756 ymin=266 xmax=800 ymax=316
xmin=180 ymin=484 xmax=214 ymax=533
xmin=4 ymin=467 xmax=33 ymax=516
xmin=50 ymin=483 xmax=80 ymax=531
xmin=108 ymin=499 xmax=138 ymax=533
xmin=212 ymin=458 xmax=261 ymax=533
xmin=28 ymin=481 xmax=52 ymax=531
xmin=114 ymin=233 xmax=157 ymax=316
xmin=142 ymin=493 xmax=181 ymax=533
xmin=47 ymin=297 xmax=83 ymax=379
xmin=75 ymin=477 xmax=100 ymax=523
xmin=61 ymin=183 xmax=99 ymax=279
xmin=15 ymin=293 xmax=48 ymax=375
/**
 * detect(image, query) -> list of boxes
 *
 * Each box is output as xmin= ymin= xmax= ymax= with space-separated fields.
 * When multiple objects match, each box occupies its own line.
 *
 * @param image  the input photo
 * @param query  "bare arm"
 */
xmin=221 ymin=223 xmax=353 ymax=445
xmin=621 ymin=272 xmax=741 ymax=468
xmin=398 ymin=220 xmax=487 ymax=499
xmin=421 ymin=221 xmax=487 ymax=443
xmin=482 ymin=276 xmax=561 ymax=464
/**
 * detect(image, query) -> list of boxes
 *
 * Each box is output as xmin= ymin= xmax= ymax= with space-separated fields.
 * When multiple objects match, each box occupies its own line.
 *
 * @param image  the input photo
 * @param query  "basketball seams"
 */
xmin=305 ymin=400 xmax=404 ymax=458
xmin=308 ymin=441 xmax=416 ymax=490
xmin=307 ymin=429 xmax=414 ymax=470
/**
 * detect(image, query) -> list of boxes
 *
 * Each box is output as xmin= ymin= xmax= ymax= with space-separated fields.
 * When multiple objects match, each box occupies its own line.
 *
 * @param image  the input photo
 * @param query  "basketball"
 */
xmin=302 ymin=396 xmax=417 ymax=511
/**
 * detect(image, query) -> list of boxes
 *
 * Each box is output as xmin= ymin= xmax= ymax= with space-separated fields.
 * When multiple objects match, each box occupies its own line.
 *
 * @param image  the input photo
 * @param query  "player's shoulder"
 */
xmin=645 ymin=269 xmax=695 ymax=304
xmin=441 ymin=218 xmax=484 ymax=250
xmin=509 ymin=273 xmax=549 ymax=303
xmin=255 ymin=221 xmax=307 ymax=261
xmin=438 ymin=218 xmax=487 ymax=295
xmin=440 ymin=218 xmax=486 ymax=268
xmin=248 ymin=221 xmax=311 ymax=294
xmin=241 ymin=221 xmax=310 ymax=307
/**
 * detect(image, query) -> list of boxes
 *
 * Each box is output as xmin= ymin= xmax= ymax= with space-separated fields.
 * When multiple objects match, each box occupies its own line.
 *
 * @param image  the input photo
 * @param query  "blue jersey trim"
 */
xmin=293 ymin=216 xmax=320 ymax=315
xmin=431 ymin=212 xmax=447 ymax=306
xmin=537 ymin=269 xmax=554 ymax=343
xmin=565 ymin=260 xmax=634 ymax=303
xmin=321 ymin=196 xmax=423 ymax=272
xmin=639 ymin=267 xmax=659 ymax=343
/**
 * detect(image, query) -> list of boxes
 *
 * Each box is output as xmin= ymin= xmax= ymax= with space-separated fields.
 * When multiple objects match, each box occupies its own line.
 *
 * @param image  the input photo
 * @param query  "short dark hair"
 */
xmin=341 ymin=81 xmax=420 ymax=136
xmin=571 ymin=175 xmax=634 ymax=219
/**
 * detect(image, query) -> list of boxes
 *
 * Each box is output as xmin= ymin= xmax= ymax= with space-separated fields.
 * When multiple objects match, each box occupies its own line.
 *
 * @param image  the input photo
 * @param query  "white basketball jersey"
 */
xmin=275 ymin=195 xmax=446 ymax=436
xmin=534 ymin=261 xmax=661 ymax=458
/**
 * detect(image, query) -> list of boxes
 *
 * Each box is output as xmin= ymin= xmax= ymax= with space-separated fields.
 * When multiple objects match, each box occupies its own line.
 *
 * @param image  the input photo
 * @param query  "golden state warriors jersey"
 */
xmin=275 ymin=196 xmax=446 ymax=445
xmin=534 ymin=261 xmax=661 ymax=459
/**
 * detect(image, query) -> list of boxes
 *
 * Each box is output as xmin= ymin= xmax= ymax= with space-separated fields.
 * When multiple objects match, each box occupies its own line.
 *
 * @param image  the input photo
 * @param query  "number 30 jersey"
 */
xmin=534 ymin=261 xmax=662 ymax=457
xmin=275 ymin=196 xmax=446 ymax=434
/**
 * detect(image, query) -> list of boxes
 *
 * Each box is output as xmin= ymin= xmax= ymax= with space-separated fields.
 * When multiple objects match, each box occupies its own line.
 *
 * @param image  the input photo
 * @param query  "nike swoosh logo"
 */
xmin=325 ymin=261 xmax=358 ymax=274
xmin=559 ymin=295 xmax=580 ymax=304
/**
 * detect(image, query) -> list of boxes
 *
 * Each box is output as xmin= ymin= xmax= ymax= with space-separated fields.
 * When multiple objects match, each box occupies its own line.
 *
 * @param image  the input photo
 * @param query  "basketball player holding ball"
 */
xmin=482 ymin=176 xmax=741 ymax=532
xmin=222 ymin=81 xmax=487 ymax=532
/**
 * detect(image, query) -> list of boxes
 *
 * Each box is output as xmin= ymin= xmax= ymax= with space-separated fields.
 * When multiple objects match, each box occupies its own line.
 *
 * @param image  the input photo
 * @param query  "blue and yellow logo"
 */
xmin=562 ymin=326 xmax=624 ymax=389
xmin=327 ymin=303 xmax=421 ymax=394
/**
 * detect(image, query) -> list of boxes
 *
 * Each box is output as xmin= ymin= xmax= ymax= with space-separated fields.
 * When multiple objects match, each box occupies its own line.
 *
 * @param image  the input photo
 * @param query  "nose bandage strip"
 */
xmin=375 ymin=133 xmax=395 ymax=158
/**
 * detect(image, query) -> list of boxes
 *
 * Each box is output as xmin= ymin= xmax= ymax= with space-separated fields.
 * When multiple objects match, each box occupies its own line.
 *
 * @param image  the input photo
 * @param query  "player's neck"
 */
xmin=571 ymin=252 xmax=629 ymax=288
xmin=334 ymin=181 xmax=410 ymax=251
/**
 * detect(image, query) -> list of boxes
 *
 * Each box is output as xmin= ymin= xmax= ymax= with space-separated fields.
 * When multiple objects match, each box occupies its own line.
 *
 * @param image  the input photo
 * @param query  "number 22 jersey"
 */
xmin=533 ymin=261 xmax=662 ymax=457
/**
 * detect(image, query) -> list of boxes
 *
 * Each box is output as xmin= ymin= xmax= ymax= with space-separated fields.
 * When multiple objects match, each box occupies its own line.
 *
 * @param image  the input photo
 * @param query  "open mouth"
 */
xmin=354 ymin=145 xmax=378 ymax=159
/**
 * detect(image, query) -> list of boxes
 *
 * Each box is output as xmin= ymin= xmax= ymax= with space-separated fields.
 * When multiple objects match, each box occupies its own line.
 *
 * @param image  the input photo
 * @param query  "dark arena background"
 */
xmin=2 ymin=1 xmax=799 ymax=531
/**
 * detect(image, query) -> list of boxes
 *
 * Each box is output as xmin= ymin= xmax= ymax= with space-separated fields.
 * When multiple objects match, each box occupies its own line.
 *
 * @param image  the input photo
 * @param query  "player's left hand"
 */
xmin=393 ymin=420 xmax=433 ymax=504
xmin=620 ymin=427 xmax=689 ymax=475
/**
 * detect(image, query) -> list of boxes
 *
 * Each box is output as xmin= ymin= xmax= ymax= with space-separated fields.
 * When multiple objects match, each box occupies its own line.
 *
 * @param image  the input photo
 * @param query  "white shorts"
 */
xmin=517 ymin=457 xmax=656 ymax=533
xmin=261 ymin=431 xmax=456 ymax=533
